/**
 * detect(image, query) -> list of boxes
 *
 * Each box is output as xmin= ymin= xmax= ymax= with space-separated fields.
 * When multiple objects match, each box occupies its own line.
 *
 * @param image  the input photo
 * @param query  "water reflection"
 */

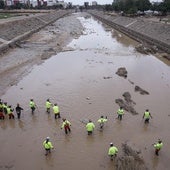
xmin=18 ymin=120 xmax=25 ymax=130
xmin=152 ymin=155 xmax=159 ymax=169
xmin=9 ymin=119 xmax=15 ymax=129
xmin=0 ymin=120 xmax=7 ymax=130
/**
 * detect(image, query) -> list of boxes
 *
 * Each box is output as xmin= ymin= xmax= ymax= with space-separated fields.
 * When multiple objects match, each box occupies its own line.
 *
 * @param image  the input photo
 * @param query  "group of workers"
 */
xmin=0 ymin=98 xmax=163 ymax=158
xmin=0 ymin=99 xmax=24 ymax=120
xmin=43 ymin=137 xmax=163 ymax=158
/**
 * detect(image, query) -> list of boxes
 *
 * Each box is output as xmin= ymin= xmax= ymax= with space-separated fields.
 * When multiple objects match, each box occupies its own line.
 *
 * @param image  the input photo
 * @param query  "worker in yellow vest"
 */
xmin=3 ymin=102 xmax=8 ymax=115
xmin=86 ymin=119 xmax=95 ymax=135
xmin=153 ymin=139 xmax=163 ymax=156
xmin=61 ymin=118 xmax=71 ymax=134
xmin=53 ymin=103 xmax=60 ymax=119
xmin=97 ymin=116 xmax=107 ymax=129
xmin=117 ymin=107 xmax=124 ymax=120
xmin=43 ymin=137 xmax=54 ymax=156
xmin=46 ymin=99 xmax=52 ymax=113
xmin=29 ymin=99 xmax=36 ymax=114
xmin=0 ymin=101 xmax=3 ymax=111
xmin=143 ymin=109 xmax=152 ymax=123
xmin=108 ymin=143 xmax=118 ymax=160
xmin=7 ymin=105 xmax=15 ymax=119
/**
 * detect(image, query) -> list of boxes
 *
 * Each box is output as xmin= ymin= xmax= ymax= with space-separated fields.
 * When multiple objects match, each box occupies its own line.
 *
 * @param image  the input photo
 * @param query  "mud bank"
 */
xmin=0 ymin=10 xmax=71 ymax=53
xmin=0 ymin=13 xmax=84 ymax=96
xmin=88 ymin=10 xmax=170 ymax=55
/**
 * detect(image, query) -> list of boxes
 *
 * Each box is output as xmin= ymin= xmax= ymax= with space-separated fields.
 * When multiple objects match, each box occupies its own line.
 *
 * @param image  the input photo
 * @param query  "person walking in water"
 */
xmin=29 ymin=99 xmax=36 ymax=114
xmin=0 ymin=109 xmax=5 ymax=120
xmin=153 ymin=139 xmax=163 ymax=156
xmin=61 ymin=118 xmax=71 ymax=134
xmin=53 ymin=103 xmax=60 ymax=119
xmin=143 ymin=109 xmax=152 ymax=123
xmin=3 ymin=102 xmax=8 ymax=115
xmin=86 ymin=119 xmax=95 ymax=135
xmin=108 ymin=143 xmax=118 ymax=160
xmin=7 ymin=105 xmax=15 ymax=119
xmin=0 ymin=102 xmax=5 ymax=119
xmin=117 ymin=107 xmax=124 ymax=120
xmin=46 ymin=99 xmax=52 ymax=114
xmin=43 ymin=137 xmax=54 ymax=156
xmin=97 ymin=116 xmax=107 ymax=129
xmin=15 ymin=103 xmax=24 ymax=119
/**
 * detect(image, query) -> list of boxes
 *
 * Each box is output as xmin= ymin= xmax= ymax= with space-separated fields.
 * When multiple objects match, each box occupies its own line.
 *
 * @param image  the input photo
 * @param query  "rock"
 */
xmin=114 ymin=142 xmax=148 ymax=170
xmin=103 ymin=76 xmax=112 ymax=79
xmin=115 ymin=98 xmax=138 ymax=115
xmin=162 ymin=53 xmax=170 ymax=60
xmin=135 ymin=44 xmax=148 ymax=54
xmin=116 ymin=67 xmax=128 ymax=78
xmin=115 ymin=92 xmax=138 ymax=115
xmin=128 ymin=79 xmax=134 ymax=85
xmin=123 ymin=92 xmax=131 ymax=102
xmin=135 ymin=86 xmax=149 ymax=95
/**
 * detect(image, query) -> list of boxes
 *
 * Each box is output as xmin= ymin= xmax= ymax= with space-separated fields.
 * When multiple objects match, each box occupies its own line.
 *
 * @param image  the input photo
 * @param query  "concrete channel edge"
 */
xmin=0 ymin=10 xmax=71 ymax=54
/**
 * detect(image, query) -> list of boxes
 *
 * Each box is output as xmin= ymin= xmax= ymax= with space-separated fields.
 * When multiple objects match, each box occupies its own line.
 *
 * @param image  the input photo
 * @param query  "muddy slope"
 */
xmin=88 ymin=10 xmax=170 ymax=54
xmin=0 ymin=13 xmax=84 ymax=96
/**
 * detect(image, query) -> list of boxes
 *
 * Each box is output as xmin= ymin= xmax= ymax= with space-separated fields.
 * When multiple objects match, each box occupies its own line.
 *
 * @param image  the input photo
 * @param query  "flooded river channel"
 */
xmin=0 ymin=14 xmax=170 ymax=170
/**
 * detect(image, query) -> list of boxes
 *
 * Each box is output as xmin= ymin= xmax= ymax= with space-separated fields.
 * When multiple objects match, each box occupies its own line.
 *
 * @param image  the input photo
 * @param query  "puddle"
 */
xmin=0 ymin=15 xmax=170 ymax=170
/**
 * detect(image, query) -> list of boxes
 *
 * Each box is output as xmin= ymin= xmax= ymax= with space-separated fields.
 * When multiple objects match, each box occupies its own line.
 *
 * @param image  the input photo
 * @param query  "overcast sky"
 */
xmin=64 ymin=0 xmax=163 ymax=6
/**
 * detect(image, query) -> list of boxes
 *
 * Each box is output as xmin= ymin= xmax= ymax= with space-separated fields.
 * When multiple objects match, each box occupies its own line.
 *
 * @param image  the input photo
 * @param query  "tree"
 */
xmin=136 ymin=0 xmax=151 ymax=12
xmin=105 ymin=4 xmax=113 ymax=11
xmin=0 ymin=0 xmax=5 ymax=9
xmin=164 ymin=0 xmax=170 ymax=12
xmin=151 ymin=2 xmax=160 ymax=12
xmin=158 ymin=2 xmax=167 ymax=15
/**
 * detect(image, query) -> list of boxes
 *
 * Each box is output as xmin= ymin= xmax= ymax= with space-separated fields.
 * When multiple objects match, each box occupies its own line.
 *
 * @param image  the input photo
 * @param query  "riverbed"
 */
xmin=0 ymin=13 xmax=170 ymax=170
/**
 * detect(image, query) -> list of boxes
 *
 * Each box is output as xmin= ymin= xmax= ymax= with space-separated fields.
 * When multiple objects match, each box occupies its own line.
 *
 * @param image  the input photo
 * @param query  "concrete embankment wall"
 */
xmin=0 ymin=10 xmax=70 ymax=53
xmin=88 ymin=10 xmax=170 ymax=54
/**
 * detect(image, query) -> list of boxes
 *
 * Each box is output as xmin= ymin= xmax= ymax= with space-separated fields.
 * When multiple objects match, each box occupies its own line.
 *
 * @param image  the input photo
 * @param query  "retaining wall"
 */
xmin=88 ymin=10 xmax=170 ymax=54
xmin=0 ymin=10 xmax=71 ymax=53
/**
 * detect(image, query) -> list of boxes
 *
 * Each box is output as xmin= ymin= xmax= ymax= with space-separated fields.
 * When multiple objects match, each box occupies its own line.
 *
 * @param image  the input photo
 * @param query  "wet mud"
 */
xmin=0 ymin=13 xmax=170 ymax=170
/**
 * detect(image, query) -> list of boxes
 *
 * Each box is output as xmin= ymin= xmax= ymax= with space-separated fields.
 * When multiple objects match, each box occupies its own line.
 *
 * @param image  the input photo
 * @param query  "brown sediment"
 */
xmin=115 ymin=92 xmax=138 ymax=115
xmin=115 ymin=142 xmax=148 ymax=170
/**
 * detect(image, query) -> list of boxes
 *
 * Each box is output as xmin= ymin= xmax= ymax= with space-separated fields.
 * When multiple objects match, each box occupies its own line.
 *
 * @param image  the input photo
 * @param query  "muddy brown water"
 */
xmin=0 ymin=14 xmax=170 ymax=170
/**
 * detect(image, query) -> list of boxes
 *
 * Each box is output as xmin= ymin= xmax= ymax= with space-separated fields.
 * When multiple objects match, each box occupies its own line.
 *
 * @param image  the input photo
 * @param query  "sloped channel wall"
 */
xmin=88 ymin=10 xmax=170 ymax=54
xmin=0 ymin=10 xmax=70 ymax=53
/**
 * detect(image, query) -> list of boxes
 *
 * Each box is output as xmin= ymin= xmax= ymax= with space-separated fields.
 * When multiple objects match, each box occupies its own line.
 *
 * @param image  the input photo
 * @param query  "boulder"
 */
xmin=116 ymin=67 xmax=128 ymax=78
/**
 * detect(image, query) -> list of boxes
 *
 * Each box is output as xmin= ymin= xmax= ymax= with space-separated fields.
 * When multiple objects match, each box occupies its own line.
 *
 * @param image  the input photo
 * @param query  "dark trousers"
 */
xmin=0 ymin=113 xmax=5 ymax=119
xmin=87 ymin=131 xmax=93 ymax=135
xmin=118 ymin=114 xmax=122 ymax=120
xmin=4 ymin=108 xmax=7 ymax=115
xmin=46 ymin=108 xmax=50 ymax=114
xmin=31 ymin=107 xmax=35 ymax=114
xmin=9 ymin=113 xmax=15 ymax=119
xmin=17 ymin=112 xmax=21 ymax=119
xmin=54 ymin=113 xmax=60 ymax=119
xmin=64 ymin=125 xmax=71 ymax=134
xmin=100 ymin=123 xmax=104 ymax=129
xmin=155 ymin=149 xmax=160 ymax=156
xmin=144 ymin=118 xmax=149 ymax=123
xmin=45 ymin=148 xmax=51 ymax=156
xmin=110 ymin=154 xmax=117 ymax=160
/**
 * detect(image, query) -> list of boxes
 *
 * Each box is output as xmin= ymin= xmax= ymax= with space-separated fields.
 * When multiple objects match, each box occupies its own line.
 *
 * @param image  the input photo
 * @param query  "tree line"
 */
xmin=105 ymin=0 xmax=170 ymax=15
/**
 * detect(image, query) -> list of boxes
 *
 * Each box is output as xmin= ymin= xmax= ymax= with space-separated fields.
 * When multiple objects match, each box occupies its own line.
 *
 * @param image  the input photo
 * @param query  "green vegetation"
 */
xmin=0 ymin=13 xmax=12 ymax=19
xmin=104 ymin=0 xmax=170 ymax=15
xmin=0 ymin=13 xmax=22 ymax=19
